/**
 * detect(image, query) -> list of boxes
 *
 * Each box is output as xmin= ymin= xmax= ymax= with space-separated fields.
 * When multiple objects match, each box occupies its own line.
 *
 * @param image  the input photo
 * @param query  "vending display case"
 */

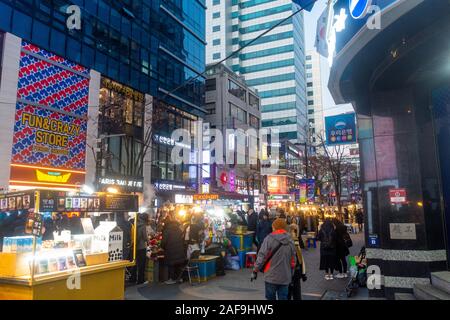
xmin=0 ymin=189 xmax=138 ymax=300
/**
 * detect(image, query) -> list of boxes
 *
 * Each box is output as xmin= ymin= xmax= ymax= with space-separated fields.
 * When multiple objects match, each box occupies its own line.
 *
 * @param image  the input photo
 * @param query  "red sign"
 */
xmin=389 ymin=188 xmax=407 ymax=204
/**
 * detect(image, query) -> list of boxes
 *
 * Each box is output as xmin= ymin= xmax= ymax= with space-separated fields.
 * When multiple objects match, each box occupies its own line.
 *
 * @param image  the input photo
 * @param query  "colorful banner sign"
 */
xmin=300 ymin=179 xmax=315 ymax=203
xmin=10 ymin=41 xmax=90 ymax=188
xmin=325 ymin=113 xmax=357 ymax=145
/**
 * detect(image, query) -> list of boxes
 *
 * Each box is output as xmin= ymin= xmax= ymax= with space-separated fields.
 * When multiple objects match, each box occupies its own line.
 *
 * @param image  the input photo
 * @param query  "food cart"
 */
xmin=0 ymin=189 xmax=138 ymax=300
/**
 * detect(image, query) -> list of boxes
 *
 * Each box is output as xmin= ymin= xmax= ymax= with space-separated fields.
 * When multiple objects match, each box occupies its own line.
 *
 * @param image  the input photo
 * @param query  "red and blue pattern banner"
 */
xmin=11 ymin=41 xmax=90 ymax=171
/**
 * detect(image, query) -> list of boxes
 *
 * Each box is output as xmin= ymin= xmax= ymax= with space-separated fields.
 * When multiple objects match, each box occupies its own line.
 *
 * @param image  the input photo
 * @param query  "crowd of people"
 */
xmin=128 ymin=206 xmax=362 ymax=301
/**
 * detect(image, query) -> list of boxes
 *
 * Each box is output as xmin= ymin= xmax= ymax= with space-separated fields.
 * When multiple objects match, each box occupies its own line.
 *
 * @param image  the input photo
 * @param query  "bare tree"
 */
xmin=314 ymin=133 xmax=360 ymax=218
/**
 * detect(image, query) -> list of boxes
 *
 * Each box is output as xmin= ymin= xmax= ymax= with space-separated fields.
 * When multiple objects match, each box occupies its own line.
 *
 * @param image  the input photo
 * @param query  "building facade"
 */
xmin=305 ymin=50 xmax=325 ymax=143
xmin=206 ymin=0 xmax=308 ymax=144
xmin=327 ymin=0 xmax=450 ymax=298
xmin=204 ymin=63 xmax=262 ymax=209
xmin=0 ymin=0 xmax=206 ymax=206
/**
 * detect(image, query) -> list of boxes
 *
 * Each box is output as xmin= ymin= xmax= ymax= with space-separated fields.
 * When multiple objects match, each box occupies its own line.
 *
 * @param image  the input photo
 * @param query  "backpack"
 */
xmin=321 ymin=230 xmax=336 ymax=249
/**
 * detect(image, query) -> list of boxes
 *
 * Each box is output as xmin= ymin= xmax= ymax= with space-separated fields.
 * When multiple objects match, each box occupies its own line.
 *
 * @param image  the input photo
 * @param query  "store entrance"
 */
xmin=432 ymin=84 xmax=450 ymax=270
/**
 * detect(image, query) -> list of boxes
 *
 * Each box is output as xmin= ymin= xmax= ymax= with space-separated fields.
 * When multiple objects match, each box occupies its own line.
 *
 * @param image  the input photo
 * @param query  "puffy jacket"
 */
xmin=247 ymin=212 xmax=258 ymax=232
xmin=256 ymin=220 xmax=272 ymax=244
xmin=161 ymin=221 xmax=186 ymax=266
xmin=255 ymin=230 xmax=297 ymax=285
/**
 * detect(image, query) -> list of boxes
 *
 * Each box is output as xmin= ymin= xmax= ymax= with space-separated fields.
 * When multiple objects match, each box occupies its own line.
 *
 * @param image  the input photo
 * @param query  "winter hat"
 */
xmin=272 ymin=218 xmax=287 ymax=231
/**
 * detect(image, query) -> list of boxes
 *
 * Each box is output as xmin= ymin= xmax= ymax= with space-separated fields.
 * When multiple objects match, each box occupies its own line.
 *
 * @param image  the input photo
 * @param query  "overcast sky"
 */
xmin=303 ymin=0 xmax=355 ymax=117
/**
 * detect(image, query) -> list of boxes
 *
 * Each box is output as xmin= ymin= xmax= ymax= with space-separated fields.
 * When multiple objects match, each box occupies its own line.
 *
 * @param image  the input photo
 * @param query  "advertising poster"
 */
xmin=325 ymin=113 xmax=357 ymax=145
xmin=300 ymin=179 xmax=315 ymax=203
xmin=10 ymin=41 xmax=90 ymax=188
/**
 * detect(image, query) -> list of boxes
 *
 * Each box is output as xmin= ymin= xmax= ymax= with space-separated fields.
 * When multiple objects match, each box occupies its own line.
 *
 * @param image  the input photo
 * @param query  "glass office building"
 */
xmin=0 ymin=0 xmax=206 ymax=197
xmin=206 ymin=0 xmax=307 ymax=143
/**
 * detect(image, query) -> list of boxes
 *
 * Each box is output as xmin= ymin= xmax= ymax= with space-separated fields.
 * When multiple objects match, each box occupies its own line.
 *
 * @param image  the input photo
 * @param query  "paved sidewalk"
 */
xmin=125 ymin=232 xmax=367 ymax=300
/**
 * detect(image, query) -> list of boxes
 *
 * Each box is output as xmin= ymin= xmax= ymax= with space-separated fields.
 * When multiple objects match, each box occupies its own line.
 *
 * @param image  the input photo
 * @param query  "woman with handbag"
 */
xmin=333 ymin=219 xmax=351 ymax=279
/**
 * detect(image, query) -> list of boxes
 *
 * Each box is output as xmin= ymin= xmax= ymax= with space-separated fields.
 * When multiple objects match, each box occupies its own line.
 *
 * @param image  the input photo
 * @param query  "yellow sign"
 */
xmin=193 ymin=194 xmax=219 ymax=201
xmin=36 ymin=170 xmax=72 ymax=183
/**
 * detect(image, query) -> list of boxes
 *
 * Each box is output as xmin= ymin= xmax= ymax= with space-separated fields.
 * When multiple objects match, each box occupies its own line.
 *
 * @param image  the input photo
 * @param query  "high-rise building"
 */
xmin=204 ymin=63 xmax=263 ymax=209
xmin=305 ymin=50 xmax=325 ymax=143
xmin=206 ymin=0 xmax=307 ymax=144
xmin=0 ymin=0 xmax=206 ymax=206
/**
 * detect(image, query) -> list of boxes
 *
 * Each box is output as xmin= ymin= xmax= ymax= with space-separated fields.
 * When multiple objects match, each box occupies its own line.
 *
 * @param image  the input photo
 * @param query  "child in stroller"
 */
xmin=345 ymin=246 xmax=367 ymax=297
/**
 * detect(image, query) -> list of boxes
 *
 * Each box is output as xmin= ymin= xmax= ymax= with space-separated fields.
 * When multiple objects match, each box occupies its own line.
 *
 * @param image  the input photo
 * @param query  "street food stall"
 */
xmin=0 ymin=189 xmax=138 ymax=300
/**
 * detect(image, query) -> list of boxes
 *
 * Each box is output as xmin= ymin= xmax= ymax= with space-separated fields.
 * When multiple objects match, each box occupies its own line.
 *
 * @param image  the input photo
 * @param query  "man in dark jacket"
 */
xmin=253 ymin=218 xmax=297 ymax=300
xmin=355 ymin=209 xmax=364 ymax=233
xmin=161 ymin=214 xmax=186 ymax=284
xmin=256 ymin=211 xmax=272 ymax=252
xmin=247 ymin=209 xmax=258 ymax=247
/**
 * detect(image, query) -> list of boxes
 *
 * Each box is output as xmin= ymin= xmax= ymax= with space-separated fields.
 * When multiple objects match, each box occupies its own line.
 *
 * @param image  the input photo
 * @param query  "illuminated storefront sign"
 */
xmin=101 ymin=78 xmax=144 ymax=102
xmin=153 ymin=134 xmax=191 ymax=149
xmin=267 ymin=176 xmax=288 ymax=194
xmin=175 ymin=194 xmax=193 ymax=204
xmin=154 ymin=181 xmax=186 ymax=191
xmin=268 ymin=194 xmax=294 ymax=201
xmin=193 ymin=194 xmax=219 ymax=201
xmin=98 ymin=176 xmax=144 ymax=192
xmin=10 ymin=41 xmax=89 ymax=188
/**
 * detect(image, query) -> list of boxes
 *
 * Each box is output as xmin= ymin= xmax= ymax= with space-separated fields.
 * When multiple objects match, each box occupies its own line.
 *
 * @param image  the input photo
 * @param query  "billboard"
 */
xmin=325 ymin=113 xmax=357 ymax=145
xmin=9 ymin=41 xmax=90 ymax=188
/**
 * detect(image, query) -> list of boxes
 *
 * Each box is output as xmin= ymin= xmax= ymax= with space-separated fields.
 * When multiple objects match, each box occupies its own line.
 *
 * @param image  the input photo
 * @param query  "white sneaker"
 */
xmin=325 ymin=275 xmax=330 ymax=280
xmin=329 ymin=275 xmax=334 ymax=280
xmin=343 ymin=273 xmax=348 ymax=278
xmin=335 ymin=273 xmax=345 ymax=279
xmin=164 ymin=279 xmax=177 ymax=285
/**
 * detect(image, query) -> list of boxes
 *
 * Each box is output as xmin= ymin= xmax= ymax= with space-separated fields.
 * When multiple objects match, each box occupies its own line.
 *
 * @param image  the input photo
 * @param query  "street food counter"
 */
xmin=0 ymin=189 xmax=138 ymax=300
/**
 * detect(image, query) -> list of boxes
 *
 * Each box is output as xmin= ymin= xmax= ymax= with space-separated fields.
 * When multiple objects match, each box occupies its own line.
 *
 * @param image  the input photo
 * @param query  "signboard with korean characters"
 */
xmin=97 ymin=176 xmax=144 ymax=192
xmin=389 ymin=188 xmax=407 ymax=204
xmin=325 ymin=113 xmax=357 ymax=145
xmin=389 ymin=223 xmax=417 ymax=240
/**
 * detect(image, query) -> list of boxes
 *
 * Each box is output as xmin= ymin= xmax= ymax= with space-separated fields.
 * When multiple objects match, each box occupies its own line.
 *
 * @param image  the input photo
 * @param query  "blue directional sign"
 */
xmin=349 ymin=0 xmax=372 ymax=19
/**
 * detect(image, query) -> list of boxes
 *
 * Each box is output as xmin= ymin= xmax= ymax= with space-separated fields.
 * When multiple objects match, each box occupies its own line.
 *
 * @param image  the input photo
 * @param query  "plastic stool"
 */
xmin=245 ymin=252 xmax=257 ymax=268
xmin=307 ymin=238 xmax=317 ymax=248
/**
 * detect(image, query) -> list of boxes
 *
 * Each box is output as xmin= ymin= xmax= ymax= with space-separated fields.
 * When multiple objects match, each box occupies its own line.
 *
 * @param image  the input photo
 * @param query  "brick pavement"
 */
xmin=125 ymin=231 xmax=367 ymax=300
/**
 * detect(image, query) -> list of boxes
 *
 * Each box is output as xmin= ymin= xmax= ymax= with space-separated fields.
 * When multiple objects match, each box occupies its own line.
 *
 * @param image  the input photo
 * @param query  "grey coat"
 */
xmin=255 ymin=231 xmax=297 ymax=285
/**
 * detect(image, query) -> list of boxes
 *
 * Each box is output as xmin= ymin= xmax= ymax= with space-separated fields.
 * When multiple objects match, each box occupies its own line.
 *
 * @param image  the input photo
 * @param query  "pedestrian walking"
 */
xmin=252 ymin=218 xmax=297 ymax=300
xmin=131 ymin=213 xmax=149 ymax=285
xmin=288 ymin=224 xmax=307 ymax=300
xmin=161 ymin=214 xmax=187 ymax=285
xmin=317 ymin=218 xmax=337 ymax=280
xmin=256 ymin=211 xmax=272 ymax=252
xmin=333 ymin=219 xmax=351 ymax=279
xmin=247 ymin=208 xmax=258 ymax=247
xmin=356 ymin=209 xmax=364 ymax=233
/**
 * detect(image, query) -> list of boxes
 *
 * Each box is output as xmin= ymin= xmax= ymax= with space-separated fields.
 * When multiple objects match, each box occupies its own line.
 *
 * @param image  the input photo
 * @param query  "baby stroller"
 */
xmin=345 ymin=246 xmax=367 ymax=298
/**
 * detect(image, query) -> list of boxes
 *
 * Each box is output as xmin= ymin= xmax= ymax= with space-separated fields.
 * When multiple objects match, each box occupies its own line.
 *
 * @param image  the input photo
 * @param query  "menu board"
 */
xmin=0 ymin=191 xmax=34 ymax=212
xmin=24 ymin=211 xmax=43 ymax=237
xmin=1 ymin=190 xmax=138 ymax=213
xmin=101 ymin=194 xmax=138 ymax=212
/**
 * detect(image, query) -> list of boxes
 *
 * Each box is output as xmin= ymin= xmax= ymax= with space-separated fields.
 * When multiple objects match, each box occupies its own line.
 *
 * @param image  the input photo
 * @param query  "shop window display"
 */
xmin=0 ymin=190 xmax=138 ymax=282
